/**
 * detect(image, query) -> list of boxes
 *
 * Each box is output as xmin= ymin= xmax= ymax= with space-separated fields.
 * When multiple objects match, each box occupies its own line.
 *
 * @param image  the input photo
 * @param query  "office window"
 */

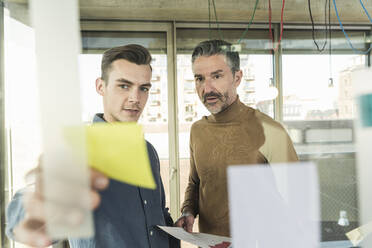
xmin=3 ymin=4 xmax=44 ymax=248
xmin=281 ymin=28 xmax=369 ymax=242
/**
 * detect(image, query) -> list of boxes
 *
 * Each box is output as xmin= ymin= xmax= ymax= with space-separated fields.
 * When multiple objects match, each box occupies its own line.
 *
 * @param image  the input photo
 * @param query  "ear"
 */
xmin=95 ymin=77 xmax=105 ymax=96
xmin=234 ymin=70 xmax=243 ymax=88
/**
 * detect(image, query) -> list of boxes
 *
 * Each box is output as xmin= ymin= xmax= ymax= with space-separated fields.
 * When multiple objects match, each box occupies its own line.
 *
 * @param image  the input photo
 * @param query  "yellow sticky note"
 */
xmin=64 ymin=123 xmax=156 ymax=189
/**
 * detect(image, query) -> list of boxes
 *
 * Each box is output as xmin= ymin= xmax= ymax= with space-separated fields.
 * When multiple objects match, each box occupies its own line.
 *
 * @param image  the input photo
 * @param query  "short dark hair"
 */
xmin=101 ymin=44 xmax=152 ymax=82
xmin=191 ymin=40 xmax=240 ymax=73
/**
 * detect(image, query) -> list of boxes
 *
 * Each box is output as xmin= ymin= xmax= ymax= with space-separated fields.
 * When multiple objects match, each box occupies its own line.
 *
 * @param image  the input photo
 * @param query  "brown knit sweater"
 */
xmin=181 ymin=97 xmax=298 ymax=237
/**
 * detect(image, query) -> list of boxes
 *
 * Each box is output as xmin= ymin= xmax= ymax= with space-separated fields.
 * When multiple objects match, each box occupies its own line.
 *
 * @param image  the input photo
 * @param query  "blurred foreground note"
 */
xmin=158 ymin=226 xmax=231 ymax=248
xmin=228 ymin=162 xmax=320 ymax=248
xmin=31 ymin=0 xmax=93 ymax=239
xmin=66 ymin=123 xmax=156 ymax=189
xmin=346 ymin=221 xmax=372 ymax=246
xmin=352 ymin=68 xmax=372 ymax=248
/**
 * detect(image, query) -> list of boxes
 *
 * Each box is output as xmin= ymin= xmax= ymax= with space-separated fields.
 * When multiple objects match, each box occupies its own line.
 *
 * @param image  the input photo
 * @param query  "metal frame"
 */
xmin=367 ymin=28 xmax=371 ymax=67
xmin=273 ymin=24 xmax=283 ymax=122
xmin=0 ymin=1 xmax=9 ymax=247
xmin=175 ymin=22 xmax=269 ymax=30
xmin=167 ymin=21 xmax=180 ymax=219
xmin=80 ymin=21 xmax=181 ymax=219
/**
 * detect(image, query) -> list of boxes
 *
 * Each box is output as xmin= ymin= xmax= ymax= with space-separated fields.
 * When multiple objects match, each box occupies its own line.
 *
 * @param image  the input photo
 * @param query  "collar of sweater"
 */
xmin=93 ymin=113 xmax=106 ymax=123
xmin=207 ymin=95 xmax=244 ymax=123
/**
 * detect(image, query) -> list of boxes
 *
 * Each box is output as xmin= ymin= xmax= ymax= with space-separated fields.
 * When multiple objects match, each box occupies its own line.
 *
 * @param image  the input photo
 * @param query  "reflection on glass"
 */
xmin=283 ymin=55 xmax=364 ymax=121
xmin=282 ymin=54 xmax=366 ymax=244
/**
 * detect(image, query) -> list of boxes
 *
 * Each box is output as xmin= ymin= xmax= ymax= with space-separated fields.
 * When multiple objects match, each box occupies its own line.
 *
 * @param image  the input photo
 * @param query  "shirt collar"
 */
xmin=93 ymin=113 xmax=106 ymax=123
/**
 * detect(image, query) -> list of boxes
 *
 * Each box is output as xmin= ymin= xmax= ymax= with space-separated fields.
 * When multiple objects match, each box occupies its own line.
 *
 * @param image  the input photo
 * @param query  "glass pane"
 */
xmin=283 ymin=54 xmax=364 ymax=122
xmin=4 ymin=4 xmax=44 ymax=248
xmin=177 ymin=28 xmax=271 ymax=54
xmin=4 ymin=5 xmax=41 ymax=196
xmin=80 ymin=32 xmax=171 ymax=208
xmin=282 ymin=54 xmax=366 ymax=243
xmin=82 ymin=31 xmax=167 ymax=54
xmin=282 ymin=29 xmax=369 ymax=53
xmin=176 ymin=29 xmax=273 ymax=247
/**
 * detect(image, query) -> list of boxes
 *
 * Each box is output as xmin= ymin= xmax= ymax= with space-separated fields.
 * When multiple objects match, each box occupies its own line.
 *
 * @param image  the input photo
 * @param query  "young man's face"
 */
xmin=96 ymin=59 xmax=152 ymax=122
xmin=192 ymin=54 xmax=242 ymax=114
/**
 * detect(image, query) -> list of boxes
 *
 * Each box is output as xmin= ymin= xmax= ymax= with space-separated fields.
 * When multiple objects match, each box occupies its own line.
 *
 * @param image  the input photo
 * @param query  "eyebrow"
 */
xmin=194 ymin=69 xmax=224 ymax=78
xmin=210 ymin=69 xmax=224 ymax=75
xmin=116 ymin=78 xmax=152 ymax=87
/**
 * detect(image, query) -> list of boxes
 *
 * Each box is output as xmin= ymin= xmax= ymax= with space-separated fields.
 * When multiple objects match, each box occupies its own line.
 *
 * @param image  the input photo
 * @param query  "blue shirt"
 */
xmin=6 ymin=114 xmax=179 ymax=248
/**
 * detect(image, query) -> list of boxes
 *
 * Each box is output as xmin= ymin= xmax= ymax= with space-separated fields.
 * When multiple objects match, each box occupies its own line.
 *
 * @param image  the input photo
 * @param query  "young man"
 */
xmin=176 ymin=40 xmax=298 ymax=237
xmin=6 ymin=44 xmax=179 ymax=248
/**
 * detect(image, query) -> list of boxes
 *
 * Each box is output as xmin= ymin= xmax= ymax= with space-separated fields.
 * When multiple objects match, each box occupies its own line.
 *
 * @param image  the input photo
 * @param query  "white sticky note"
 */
xmin=351 ymin=67 xmax=372 ymax=247
xmin=30 ymin=0 xmax=93 ymax=239
xmin=228 ymin=162 xmax=320 ymax=248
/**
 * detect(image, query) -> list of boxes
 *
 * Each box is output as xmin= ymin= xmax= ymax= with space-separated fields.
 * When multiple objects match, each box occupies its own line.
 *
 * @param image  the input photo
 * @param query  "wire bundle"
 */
xmin=268 ymin=0 xmax=285 ymax=52
xmin=206 ymin=0 xmax=372 ymax=55
xmin=208 ymin=0 xmax=260 ymax=43
xmin=333 ymin=0 xmax=372 ymax=54
xmin=308 ymin=0 xmax=331 ymax=53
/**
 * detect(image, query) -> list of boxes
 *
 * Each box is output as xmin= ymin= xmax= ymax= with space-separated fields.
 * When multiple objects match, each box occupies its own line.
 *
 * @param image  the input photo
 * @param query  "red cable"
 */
xmin=269 ymin=0 xmax=285 ymax=52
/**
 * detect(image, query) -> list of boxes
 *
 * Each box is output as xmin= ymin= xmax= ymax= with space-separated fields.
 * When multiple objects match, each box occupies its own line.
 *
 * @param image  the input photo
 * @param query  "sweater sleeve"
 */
xmin=259 ymin=120 xmax=299 ymax=163
xmin=5 ymin=189 xmax=27 ymax=240
xmin=180 ymin=133 xmax=200 ymax=217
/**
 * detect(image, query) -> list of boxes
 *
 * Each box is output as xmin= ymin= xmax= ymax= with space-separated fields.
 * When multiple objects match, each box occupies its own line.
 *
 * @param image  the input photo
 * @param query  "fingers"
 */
xmin=23 ymin=192 xmax=46 ymax=222
xmin=13 ymin=220 xmax=52 ymax=248
xmin=27 ymin=165 xmax=109 ymax=193
xmin=14 ymin=191 xmax=51 ymax=247
xmin=13 ymin=164 xmax=107 ymax=248
xmin=90 ymin=189 xmax=101 ymax=209
xmin=23 ymin=191 xmax=88 ymax=228
xmin=90 ymin=168 xmax=109 ymax=190
xmin=24 ymin=165 xmax=43 ymax=193
xmin=24 ymin=168 xmax=105 ymax=224
xmin=185 ymin=216 xmax=195 ymax=233
xmin=29 ymin=167 xmax=107 ymax=209
xmin=174 ymin=217 xmax=185 ymax=228
xmin=210 ymin=242 xmax=231 ymax=248
xmin=175 ymin=213 xmax=195 ymax=233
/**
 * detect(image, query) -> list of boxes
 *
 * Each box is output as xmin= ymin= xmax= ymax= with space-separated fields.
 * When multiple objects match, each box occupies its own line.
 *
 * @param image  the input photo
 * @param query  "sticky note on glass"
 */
xmin=346 ymin=221 xmax=372 ymax=246
xmin=359 ymin=93 xmax=372 ymax=127
xmin=65 ymin=123 xmax=156 ymax=189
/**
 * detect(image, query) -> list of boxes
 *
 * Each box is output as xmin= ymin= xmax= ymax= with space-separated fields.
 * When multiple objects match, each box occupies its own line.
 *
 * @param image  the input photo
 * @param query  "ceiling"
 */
xmin=4 ymin=0 xmax=372 ymax=26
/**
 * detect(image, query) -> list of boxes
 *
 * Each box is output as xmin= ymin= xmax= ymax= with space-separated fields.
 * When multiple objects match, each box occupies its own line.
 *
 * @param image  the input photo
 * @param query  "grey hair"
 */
xmin=191 ymin=40 xmax=240 ymax=73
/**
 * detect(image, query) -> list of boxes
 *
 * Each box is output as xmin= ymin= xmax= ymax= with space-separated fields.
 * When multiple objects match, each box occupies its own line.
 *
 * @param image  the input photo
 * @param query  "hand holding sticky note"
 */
xmin=65 ymin=123 xmax=156 ymax=189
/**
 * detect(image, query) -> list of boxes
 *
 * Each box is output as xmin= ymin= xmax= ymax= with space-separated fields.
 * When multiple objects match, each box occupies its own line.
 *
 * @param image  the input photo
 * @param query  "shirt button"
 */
xmin=150 ymin=231 xmax=153 ymax=236
xmin=144 ymin=200 xmax=147 ymax=205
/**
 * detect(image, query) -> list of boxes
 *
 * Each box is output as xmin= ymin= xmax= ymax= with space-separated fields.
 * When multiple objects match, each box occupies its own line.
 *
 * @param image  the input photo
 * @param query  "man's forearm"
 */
xmin=181 ymin=183 xmax=199 ymax=217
